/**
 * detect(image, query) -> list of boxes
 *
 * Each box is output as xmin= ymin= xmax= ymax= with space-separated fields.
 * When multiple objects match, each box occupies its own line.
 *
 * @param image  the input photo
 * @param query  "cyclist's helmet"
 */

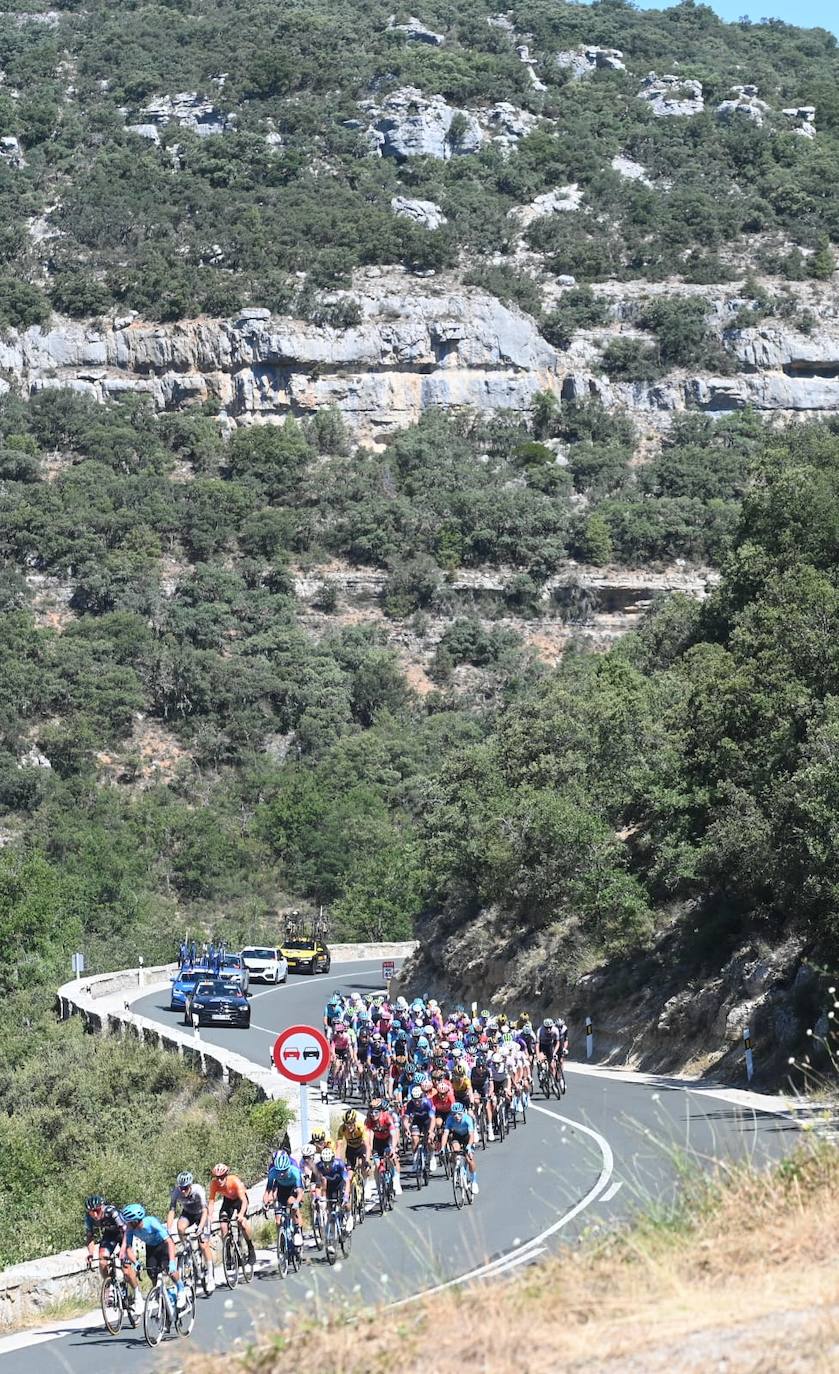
xmin=177 ymin=1172 xmax=193 ymax=1188
xmin=343 ymin=1108 xmax=358 ymax=1125
xmin=357 ymin=1010 xmax=370 ymax=1024
xmin=212 ymin=1163 xmax=230 ymax=1179
xmin=334 ymin=1021 xmax=346 ymax=1032
xmin=302 ymin=1144 xmax=317 ymax=1160
xmin=396 ymin=996 xmax=408 ymax=1010
xmin=475 ymin=1051 xmax=487 ymax=1066
xmin=320 ymin=1147 xmax=335 ymax=1165
xmin=273 ymin=1151 xmax=292 ymax=1173
xmin=85 ymin=1194 xmax=105 ymax=1212
xmin=411 ymin=998 xmax=424 ymax=1010
xmin=417 ymin=1035 xmax=429 ymax=1049
xmin=412 ymin=1070 xmax=424 ymax=1085
xmin=543 ymin=1017 xmax=555 ymax=1029
xmin=372 ymin=1030 xmax=383 ymax=1042
xmin=451 ymin=1102 xmax=466 ymax=1119
xmin=311 ymin=1129 xmax=326 ymax=1144
xmin=410 ymin=1084 xmax=423 ymax=1100
xmin=122 ymin=1203 xmax=146 ymax=1226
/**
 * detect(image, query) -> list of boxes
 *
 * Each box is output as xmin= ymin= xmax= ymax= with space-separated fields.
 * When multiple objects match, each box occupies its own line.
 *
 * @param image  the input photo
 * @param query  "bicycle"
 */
xmin=142 ymin=1271 xmax=195 ymax=1347
xmin=221 ymin=1218 xmax=254 ymax=1289
xmin=450 ymin=1144 xmax=474 ymax=1210
xmin=309 ymin=1190 xmax=326 ymax=1251
xmin=99 ymin=1253 xmax=140 ymax=1336
xmin=324 ymin=1198 xmax=352 ymax=1264
xmin=476 ymin=1097 xmax=489 ymax=1150
xmin=375 ymin=1151 xmax=395 ymax=1214
xmin=178 ymin=1228 xmax=213 ymax=1298
xmin=349 ymin=1163 xmax=367 ymax=1228
xmin=409 ymin=1132 xmax=430 ymax=1188
xmin=274 ymin=1204 xmax=302 ymax=1280
xmin=537 ymin=1056 xmax=552 ymax=1099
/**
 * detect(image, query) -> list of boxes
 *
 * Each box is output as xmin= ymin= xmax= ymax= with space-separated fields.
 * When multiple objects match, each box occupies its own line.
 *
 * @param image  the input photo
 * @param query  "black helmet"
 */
xmin=85 ymin=1194 xmax=105 ymax=1211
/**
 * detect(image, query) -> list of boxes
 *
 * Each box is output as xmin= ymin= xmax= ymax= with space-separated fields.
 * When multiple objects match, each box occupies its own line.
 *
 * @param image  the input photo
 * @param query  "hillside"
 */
xmin=2 ymin=2 xmax=839 ymax=1270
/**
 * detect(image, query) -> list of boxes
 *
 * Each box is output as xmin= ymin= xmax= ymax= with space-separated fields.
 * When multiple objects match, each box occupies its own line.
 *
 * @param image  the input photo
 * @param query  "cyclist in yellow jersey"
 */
xmin=336 ymin=1108 xmax=369 ymax=1172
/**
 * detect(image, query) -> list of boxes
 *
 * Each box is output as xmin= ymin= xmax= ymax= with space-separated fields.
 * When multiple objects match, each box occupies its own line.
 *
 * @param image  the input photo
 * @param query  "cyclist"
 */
xmin=537 ymin=1016 xmax=569 ymax=1087
xmin=209 ymin=1164 xmax=256 ymax=1266
xmin=439 ymin=1101 xmax=479 ymax=1196
xmin=330 ymin=1020 xmax=356 ymax=1079
xmin=430 ymin=1071 xmax=455 ymax=1151
xmin=403 ymin=1082 xmax=436 ymax=1168
xmin=470 ymin=1051 xmax=495 ymax=1141
xmin=450 ymin=1057 xmax=473 ymax=1108
xmin=488 ymin=1050 xmax=511 ymax=1132
xmin=336 ymin=1107 xmax=369 ymax=1175
xmin=365 ymin=1098 xmax=402 ymax=1195
xmin=84 ymin=1195 xmax=127 ymax=1279
xmin=120 ymin=1203 xmax=187 ymax=1312
xmin=368 ymin=1030 xmax=391 ymax=1093
xmin=316 ymin=1147 xmax=353 ymax=1231
xmin=167 ymin=1172 xmax=215 ymax=1294
xmin=264 ymin=1150 xmax=304 ymax=1254
xmin=324 ymin=990 xmax=345 ymax=1030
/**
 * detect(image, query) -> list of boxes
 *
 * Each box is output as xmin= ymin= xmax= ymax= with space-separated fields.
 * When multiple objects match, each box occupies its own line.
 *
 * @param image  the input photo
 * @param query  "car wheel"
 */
xmin=244 ymin=1017 xmax=251 ymax=1029
xmin=323 ymin=959 xmax=331 ymax=973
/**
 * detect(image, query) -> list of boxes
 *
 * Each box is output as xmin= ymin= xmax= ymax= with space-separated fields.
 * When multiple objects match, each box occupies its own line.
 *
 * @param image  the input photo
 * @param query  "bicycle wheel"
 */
xmin=538 ymin=1063 xmax=551 ymax=1098
xmin=238 ymin=1234 xmax=254 ymax=1284
xmin=276 ymin=1227 xmax=289 ymax=1279
xmin=100 ymin=1276 xmax=124 ymax=1335
xmin=376 ymin=1167 xmax=387 ymax=1216
xmin=497 ymin=1101 xmax=506 ymax=1142
xmin=478 ymin=1107 xmax=487 ymax=1151
xmin=413 ymin=1147 xmax=424 ymax=1189
xmin=325 ymin=1214 xmax=338 ymax=1265
xmin=452 ymin=1163 xmax=465 ymax=1210
xmin=176 ymin=1287 xmax=196 ymax=1338
xmin=180 ymin=1247 xmax=196 ymax=1293
xmin=311 ymin=1199 xmax=325 ymax=1250
xmin=520 ymin=1093 xmax=528 ymax=1125
xmin=222 ymin=1233 xmax=240 ymax=1289
xmin=339 ymin=1212 xmax=352 ymax=1257
xmin=143 ymin=1285 xmax=167 ymax=1348
xmin=290 ymin=1230 xmax=302 ymax=1273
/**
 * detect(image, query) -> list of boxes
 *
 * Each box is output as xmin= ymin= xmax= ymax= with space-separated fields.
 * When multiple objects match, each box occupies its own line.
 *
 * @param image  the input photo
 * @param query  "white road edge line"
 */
xmin=600 ymin=1180 xmax=623 ymax=1203
xmin=386 ymin=1103 xmax=615 ymax=1309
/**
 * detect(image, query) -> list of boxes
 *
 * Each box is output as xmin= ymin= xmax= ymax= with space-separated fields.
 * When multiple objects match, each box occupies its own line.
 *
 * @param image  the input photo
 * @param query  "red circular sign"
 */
xmin=272 ymin=1024 xmax=331 ymax=1083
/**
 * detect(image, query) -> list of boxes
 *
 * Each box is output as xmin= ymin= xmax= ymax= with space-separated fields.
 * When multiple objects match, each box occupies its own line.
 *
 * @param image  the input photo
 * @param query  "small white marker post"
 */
xmin=744 ymin=1026 xmax=754 ymax=1082
xmin=586 ymin=1015 xmax=593 ymax=1060
xmin=471 ymin=1002 xmax=478 ymax=1016
xmin=299 ymin=1083 xmax=310 ymax=1149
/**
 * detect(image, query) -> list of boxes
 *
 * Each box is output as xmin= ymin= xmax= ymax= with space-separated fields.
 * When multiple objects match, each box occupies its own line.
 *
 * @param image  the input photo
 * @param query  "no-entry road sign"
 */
xmin=272 ymin=1024 xmax=330 ymax=1083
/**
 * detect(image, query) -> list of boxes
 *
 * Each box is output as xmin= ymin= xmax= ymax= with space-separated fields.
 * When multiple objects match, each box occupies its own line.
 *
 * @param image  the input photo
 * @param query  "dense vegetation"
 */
xmin=0 ymin=0 xmax=836 ymax=320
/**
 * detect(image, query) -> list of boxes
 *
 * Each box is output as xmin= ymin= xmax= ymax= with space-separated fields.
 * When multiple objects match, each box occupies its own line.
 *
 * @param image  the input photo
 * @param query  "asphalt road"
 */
xmin=1 ymin=959 xmax=802 ymax=1373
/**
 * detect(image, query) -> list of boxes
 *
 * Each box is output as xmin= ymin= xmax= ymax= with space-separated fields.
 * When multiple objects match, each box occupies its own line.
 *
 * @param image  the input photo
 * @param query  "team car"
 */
xmin=240 ymin=947 xmax=289 ymax=984
xmin=169 ymin=966 xmax=214 ymax=1011
xmin=218 ymin=952 xmax=250 ymax=993
xmin=280 ymin=937 xmax=331 ymax=975
xmin=183 ymin=979 xmax=251 ymax=1028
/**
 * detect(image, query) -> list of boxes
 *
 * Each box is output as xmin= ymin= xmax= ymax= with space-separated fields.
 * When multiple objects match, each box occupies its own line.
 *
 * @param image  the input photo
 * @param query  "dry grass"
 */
xmin=189 ymin=1142 xmax=839 ymax=1374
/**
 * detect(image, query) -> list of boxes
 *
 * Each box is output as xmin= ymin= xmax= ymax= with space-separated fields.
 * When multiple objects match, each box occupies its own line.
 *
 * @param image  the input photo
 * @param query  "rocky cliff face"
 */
xmin=1 ymin=273 xmax=838 ymax=439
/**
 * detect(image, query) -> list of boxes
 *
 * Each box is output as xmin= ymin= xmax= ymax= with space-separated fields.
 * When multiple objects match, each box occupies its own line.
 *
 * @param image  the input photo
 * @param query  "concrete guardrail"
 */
xmin=0 ymin=941 xmax=416 ymax=1328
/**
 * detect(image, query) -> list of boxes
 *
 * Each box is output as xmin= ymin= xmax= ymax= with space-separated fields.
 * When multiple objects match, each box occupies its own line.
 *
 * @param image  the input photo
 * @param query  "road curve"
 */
xmin=0 ymin=960 xmax=802 ymax=1373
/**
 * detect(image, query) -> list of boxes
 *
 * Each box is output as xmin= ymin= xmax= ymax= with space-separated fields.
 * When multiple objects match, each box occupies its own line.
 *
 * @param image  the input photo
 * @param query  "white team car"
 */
xmin=240 ymin=946 xmax=289 ymax=984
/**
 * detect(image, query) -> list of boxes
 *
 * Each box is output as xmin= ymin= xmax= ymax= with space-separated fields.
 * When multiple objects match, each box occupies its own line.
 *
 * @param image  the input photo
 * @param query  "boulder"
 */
xmin=0 ymin=134 xmax=25 ymax=168
xmin=126 ymin=123 xmax=161 ymax=144
xmin=509 ymin=184 xmax=582 ymax=228
xmin=365 ymin=87 xmax=482 ymax=160
xmin=136 ymin=91 xmax=235 ymax=137
xmin=386 ymin=14 xmax=445 ymax=45
xmin=515 ymin=43 xmax=547 ymax=92
xmin=480 ymin=101 xmax=538 ymax=147
xmin=390 ymin=196 xmax=447 ymax=230
xmin=716 ymin=85 xmax=769 ymax=126
xmin=637 ymin=73 xmax=704 ymax=118
xmin=782 ymin=105 xmax=817 ymax=138
xmin=556 ymin=46 xmax=625 ymax=79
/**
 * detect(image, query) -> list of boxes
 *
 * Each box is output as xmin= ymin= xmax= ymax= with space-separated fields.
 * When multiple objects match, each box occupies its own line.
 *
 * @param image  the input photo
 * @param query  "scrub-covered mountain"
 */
xmin=0 ymin=0 xmax=837 ymax=323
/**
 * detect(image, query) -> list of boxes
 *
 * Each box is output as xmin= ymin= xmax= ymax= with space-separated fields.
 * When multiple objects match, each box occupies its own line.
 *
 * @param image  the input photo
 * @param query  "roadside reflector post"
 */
xmin=744 ymin=1026 xmax=754 ymax=1082
xmin=586 ymin=1015 xmax=593 ymax=1060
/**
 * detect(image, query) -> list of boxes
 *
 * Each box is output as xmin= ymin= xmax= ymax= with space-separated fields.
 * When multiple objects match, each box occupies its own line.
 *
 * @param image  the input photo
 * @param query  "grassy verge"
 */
xmin=189 ymin=1140 xmax=839 ymax=1374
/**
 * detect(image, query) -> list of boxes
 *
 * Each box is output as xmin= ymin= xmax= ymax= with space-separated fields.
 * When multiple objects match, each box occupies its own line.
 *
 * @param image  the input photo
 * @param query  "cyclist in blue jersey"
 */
xmin=439 ymin=1101 xmax=479 ymax=1196
xmin=263 ymin=1151 xmax=305 ymax=1253
xmin=403 ymin=1083 xmax=435 ymax=1148
xmin=316 ymin=1148 xmax=353 ymax=1228
xmin=120 ymin=1204 xmax=186 ymax=1312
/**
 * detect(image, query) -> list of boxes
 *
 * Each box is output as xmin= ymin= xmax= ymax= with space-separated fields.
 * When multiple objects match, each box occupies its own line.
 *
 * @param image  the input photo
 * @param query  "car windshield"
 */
xmin=197 ymin=981 xmax=241 ymax=997
xmin=242 ymin=948 xmax=274 ymax=959
xmin=284 ymin=939 xmax=315 ymax=950
xmin=179 ymin=968 xmax=212 ymax=984
xmin=221 ymin=954 xmax=241 ymax=966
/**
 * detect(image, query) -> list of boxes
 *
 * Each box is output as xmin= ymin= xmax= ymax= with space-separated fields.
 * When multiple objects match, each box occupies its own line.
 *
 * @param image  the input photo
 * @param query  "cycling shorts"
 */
xmin=346 ymin=1142 xmax=367 ymax=1169
xmin=333 ymin=1046 xmax=350 ymax=1060
xmin=448 ymin=1128 xmax=471 ymax=1148
xmin=270 ymin=1185 xmax=298 ymax=1213
xmin=144 ymin=1241 xmax=170 ymax=1284
xmin=220 ymin=1196 xmax=246 ymax=1222
xmin=371 ymin=1136 xmax=392 ymax=1158
xmin=96 ymin=1230 xmax=122 ymax=1254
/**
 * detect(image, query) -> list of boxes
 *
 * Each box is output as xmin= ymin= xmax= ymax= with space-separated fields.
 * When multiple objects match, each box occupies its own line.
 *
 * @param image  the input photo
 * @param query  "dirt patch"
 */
xmin=96 ymin=714 xmax=187 ymax=786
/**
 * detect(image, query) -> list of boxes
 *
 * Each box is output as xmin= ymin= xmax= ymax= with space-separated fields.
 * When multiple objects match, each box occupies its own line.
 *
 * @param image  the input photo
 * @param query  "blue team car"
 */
xmin=182 ymin=978 xmax=251 ymax=1029
xmin=169 ymin=966 xmax=214 ymax=1011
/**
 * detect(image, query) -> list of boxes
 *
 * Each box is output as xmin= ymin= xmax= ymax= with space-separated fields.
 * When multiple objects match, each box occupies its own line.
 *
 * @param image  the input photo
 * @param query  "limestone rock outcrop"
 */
xmin=386 ymin=14 xmax=445 ymax=45
xmin=637 ymin=73 xmax=704 ymax=118
xmin=716 ymin=85 xmax=769 ymax=126
xmin=509 ymin=184 xmax=582 ymax=228
xmin=133 ymin=91 xmax=235 ymax=138
xmin=364 ymin=87 xmax=482 ymax=160
xmin=783 ymin=104 xmax=817 ymax=138
xmin=556 ymin=46 xmax=625 ymax=78
xmin=390 ymin=196 xmax=447 ymax=230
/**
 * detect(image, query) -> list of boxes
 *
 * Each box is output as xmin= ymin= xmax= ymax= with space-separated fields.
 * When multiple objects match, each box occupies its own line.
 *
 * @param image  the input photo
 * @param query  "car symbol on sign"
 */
xmin=283 ymin=1048 xmax=301 ymax=1061
xmin=303 ymin=1048 xmax=319 ymax=1061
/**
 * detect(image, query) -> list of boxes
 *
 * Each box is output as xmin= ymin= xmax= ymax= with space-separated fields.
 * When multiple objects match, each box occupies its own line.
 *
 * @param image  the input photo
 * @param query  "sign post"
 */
xmin=272 ymin=1024 xmax=331 ymax=1150
xmin=71 ymin=952 xmax=85 ymax=977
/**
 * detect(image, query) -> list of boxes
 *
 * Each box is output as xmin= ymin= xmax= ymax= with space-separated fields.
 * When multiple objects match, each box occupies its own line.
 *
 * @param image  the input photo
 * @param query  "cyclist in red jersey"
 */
xmin=365 ymin=1099 xmax=402 ymax=1195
